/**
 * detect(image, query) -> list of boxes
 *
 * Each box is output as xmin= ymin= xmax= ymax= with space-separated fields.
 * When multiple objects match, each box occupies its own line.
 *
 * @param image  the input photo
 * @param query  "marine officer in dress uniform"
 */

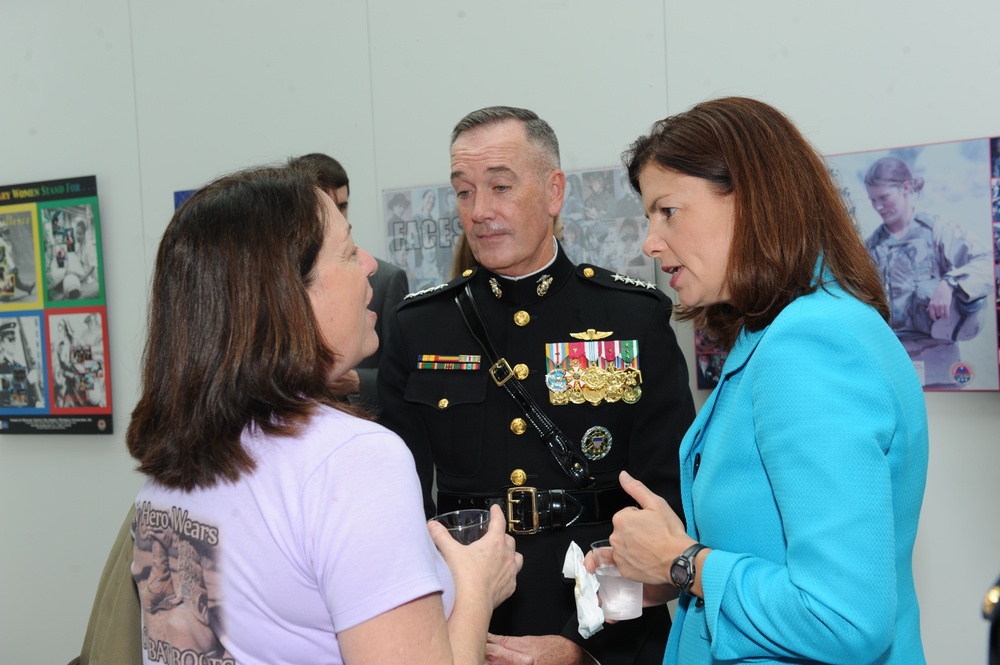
xmin=377 ymin=106 xmax=695 ymax=665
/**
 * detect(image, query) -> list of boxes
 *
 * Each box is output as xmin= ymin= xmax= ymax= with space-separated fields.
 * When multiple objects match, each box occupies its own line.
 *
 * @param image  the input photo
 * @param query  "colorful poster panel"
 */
xmin=0 ymin=313 xmax=46 ymax=413
xmin=382 ymin=166 xmax=654 ymax=292
xmin=827 ymin=138 xmax=998 ymax=391
xmin=0 ymin=176 xmax=113 ymax=433
xmin=0 ymin=204 xmax=43 ymax=309
xmin=39 ymin=197 xmax=105 ymax=305
xmin=46 ymin=308 xmax=112 ymax=415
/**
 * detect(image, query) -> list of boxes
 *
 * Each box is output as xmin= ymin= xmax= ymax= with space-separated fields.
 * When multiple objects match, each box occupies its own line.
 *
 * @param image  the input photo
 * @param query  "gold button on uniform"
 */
xmin=510 ymin=469 xmax=527 ymax=486
xmin=437 ymin=398 xmax=449 ymax=410
xmin=462 ymin=269 xmax=473 ymax=277
xmin=514 ymin=310 xmax=530 ymax=326
xmin=510 ymin=418 xmax=527 ymax=435
xmin=583 ymin=267 xmax=595 ymax=278
xmin=513 ymin=363 xmax=529 ymax=380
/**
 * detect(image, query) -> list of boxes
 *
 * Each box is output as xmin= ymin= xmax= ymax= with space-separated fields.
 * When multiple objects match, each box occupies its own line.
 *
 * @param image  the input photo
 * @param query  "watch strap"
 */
xmin=672 ymin=542 xmax=708 ymax=593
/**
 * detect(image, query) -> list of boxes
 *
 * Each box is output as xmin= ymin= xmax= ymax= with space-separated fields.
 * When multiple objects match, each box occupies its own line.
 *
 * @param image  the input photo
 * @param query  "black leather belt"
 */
xmin=437 ymin=486 xmax=634 ymax=535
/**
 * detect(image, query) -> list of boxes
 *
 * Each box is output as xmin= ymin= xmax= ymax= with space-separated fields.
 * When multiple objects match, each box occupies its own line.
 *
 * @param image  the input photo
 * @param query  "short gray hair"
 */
xmin=450 ymin=106 xmax=560 ymax=170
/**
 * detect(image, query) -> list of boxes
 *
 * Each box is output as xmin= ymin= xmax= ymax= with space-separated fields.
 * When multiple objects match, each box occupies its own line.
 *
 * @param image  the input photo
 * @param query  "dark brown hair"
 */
xmin=288 ymin=152 xmax=350 ymax=196
xmin=624 ymin=96 xmax=888 ymax=349
xmin=127 ymin=166 xmax=360 ymax=490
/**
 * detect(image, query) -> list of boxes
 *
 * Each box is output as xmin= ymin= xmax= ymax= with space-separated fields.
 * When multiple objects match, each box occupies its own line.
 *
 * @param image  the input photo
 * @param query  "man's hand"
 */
xmin=928 ymin=278 xmax=955 ymax=321
xmin=484 ymin=634 xmax=596 ymax=665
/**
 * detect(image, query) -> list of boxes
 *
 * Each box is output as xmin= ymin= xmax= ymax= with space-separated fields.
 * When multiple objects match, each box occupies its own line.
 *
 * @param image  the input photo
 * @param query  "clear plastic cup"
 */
xmin=591 ymin=539 xmax=643 ymax=620
xmin=431 ymin=509 xmax=491 ymax=544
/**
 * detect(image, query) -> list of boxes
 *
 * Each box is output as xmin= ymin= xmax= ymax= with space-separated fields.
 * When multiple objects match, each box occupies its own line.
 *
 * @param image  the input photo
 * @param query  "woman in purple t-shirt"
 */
xmin=127 ymin=165 xmax=521 ymax=665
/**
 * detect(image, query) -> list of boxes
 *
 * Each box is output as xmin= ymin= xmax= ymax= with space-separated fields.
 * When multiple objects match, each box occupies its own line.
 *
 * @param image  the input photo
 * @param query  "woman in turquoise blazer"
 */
xmin=597 ymin=97 xmax=929 ymax=664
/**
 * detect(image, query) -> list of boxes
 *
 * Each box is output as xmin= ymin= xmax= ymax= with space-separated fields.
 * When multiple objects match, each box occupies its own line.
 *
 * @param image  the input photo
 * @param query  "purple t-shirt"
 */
xmin=132 ymin=406 xmax=454 ymax=665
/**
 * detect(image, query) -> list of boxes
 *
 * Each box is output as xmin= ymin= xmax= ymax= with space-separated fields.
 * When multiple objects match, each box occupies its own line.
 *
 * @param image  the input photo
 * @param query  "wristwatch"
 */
xmin=670 ymin=542 xmax=708 ymax=594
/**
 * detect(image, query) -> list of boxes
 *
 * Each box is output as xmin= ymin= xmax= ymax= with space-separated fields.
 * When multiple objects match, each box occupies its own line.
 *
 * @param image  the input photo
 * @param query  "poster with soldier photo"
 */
xmin=0 ymin=175 xmax=113 ymax=433
xmin=47 ymin=309 xmax=111 ymax=412
xmin=382 ymin=166 xmax=654 ymax=292
xmin=383 ymin=186 xmax=463 ymax=293
xmin=0 ymin=315 xmax=45 ymax=412
xmin=40 ymin=199 xmax=104 ymax=304
xmin=560 ymin=168 xmax=653 ymax=282
xmin=826 ymin=138 xmax=999 ymax=392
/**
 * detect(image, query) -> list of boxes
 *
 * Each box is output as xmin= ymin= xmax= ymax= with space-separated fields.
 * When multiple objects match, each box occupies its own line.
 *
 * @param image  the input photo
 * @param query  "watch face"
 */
xmin=670 ymin=561 xmax=688 ymax=586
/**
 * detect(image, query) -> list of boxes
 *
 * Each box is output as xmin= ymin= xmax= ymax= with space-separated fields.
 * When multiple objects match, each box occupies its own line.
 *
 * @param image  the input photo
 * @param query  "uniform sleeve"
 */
xmin=377 ymin=304 xmax=438 ymax=518
xmin=935 ymin=218 xmax=993 ymax=301
xmin=301 ymin=429 xmax=446 ymax=632
xmin=700 ymin=304 xmax=899 ymax=662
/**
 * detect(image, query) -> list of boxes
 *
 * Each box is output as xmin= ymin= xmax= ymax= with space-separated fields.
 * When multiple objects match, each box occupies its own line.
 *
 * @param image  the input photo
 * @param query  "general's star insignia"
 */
xmin=403 ymin=283 xmax=449 ymax=299
xmin=610 ymin=272 xmax=657 ymax=290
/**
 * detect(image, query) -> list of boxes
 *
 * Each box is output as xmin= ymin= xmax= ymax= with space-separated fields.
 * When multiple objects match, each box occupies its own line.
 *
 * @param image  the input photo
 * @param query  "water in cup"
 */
xmin=591 ymin=539 xmax=643 ymax=621
xmin=595 ymin=565 xmax=643 ymax=620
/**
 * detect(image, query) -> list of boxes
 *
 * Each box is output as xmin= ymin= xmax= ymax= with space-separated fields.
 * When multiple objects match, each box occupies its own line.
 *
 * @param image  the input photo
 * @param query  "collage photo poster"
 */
xmin=0 ymin=175 xmax=113 ymax=433
xmin=382 ymin=165 xmax=655 ymax=294
xmin=698 ymin=136 xmax=1000 ymax=392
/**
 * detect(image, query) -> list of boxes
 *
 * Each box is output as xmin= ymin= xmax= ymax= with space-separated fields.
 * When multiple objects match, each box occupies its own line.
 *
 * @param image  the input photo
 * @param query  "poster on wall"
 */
xmin=382 ymin=166 xmax=654 ymax=291
xmin=827 ymin=138 xmax=999 ymax=392
xmin=0 ymin=176 xmax=113 ymax=433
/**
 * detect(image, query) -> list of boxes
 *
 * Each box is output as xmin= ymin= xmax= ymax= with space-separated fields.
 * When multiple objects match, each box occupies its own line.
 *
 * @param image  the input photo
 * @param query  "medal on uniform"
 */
xmin=581 ymin=426 xmax=612 ymax=460
xmin=581 ymin=342 xmax=605 ymax=404
xmin=544 ymin=334 xmax=642 ymax=406
xmin=621 ymin=367 xmax=642 ymax=404
xmin=489 ymin=278 xmax=502 ymax=298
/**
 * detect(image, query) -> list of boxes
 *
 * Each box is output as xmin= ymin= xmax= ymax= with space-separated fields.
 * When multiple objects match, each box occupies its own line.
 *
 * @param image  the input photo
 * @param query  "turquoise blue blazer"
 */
xmin=666 ymin=276 xmax=928 ymax=664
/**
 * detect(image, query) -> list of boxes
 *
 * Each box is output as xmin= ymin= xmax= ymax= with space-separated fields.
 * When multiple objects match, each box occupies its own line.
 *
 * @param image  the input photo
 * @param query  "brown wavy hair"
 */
xmin=624 ymin=96 xmax=887 ymax=350
xmin=127 ymin=166 xmax=362 ymax=490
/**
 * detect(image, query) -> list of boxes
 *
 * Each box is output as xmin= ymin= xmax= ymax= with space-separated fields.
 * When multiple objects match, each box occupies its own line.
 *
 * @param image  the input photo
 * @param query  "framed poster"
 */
xmin=827 ymin=138 xmax=998 ymax=392
xmin=0 ymin=176 xmax=113 ymax=433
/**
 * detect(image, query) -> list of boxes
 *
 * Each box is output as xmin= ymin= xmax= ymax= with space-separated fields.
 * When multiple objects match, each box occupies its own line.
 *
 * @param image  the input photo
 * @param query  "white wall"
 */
xmin=1 ymin=1 xmax=997 ymax=663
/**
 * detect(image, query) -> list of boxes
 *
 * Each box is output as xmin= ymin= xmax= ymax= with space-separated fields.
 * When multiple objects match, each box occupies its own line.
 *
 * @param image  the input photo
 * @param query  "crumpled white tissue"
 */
xmin=563 ymin=540 xmax=604 ymax=638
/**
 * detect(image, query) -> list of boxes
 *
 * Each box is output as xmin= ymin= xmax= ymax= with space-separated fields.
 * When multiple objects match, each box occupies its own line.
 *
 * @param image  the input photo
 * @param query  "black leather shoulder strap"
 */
xmin=455 ymin=284 xmax=592 ymax=488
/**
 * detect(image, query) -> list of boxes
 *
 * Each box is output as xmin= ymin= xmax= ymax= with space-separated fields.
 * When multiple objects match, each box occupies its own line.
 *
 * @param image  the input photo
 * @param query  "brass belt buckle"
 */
xmin=489 ymin=358 xmax=514 ymax=387
xmin=506 ymin=486 xmax=539 ymax=534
